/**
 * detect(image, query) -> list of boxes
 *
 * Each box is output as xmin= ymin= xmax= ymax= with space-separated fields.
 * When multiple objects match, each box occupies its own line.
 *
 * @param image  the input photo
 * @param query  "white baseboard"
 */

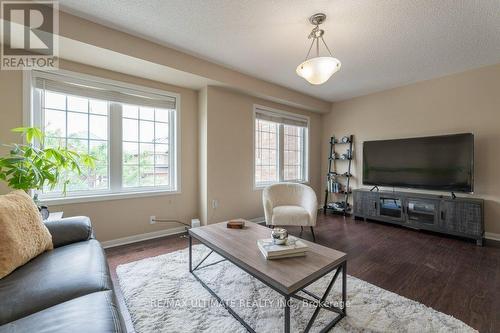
xmin=248 ymin=216 xmax=266 ymax=224
xmin=101 ymin=226 xmax=187 ymax=249
xmin=485 ymin=232 xmax=500 ymax=241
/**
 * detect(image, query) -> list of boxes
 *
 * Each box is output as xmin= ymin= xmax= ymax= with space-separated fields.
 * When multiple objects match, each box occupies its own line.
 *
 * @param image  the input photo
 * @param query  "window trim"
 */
xmin=253 ymin=104 xmax=309 ymax=190
xmin=23 ymin=69 xmax=182 ymax=204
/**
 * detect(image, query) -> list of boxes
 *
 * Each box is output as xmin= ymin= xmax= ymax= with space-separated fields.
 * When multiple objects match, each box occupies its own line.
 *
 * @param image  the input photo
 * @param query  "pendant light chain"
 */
xmin=316 ymin=35 xmax=320 ymax=57
xmin=320 ymin=36 xmax=334 ymax=57
xmin=303 ymin=23 xmax=334 ymax=61
xmin=303 ymin=37 xmax=316 ymax=63
xmin=303 ymin=23 xmax=321 ymax=62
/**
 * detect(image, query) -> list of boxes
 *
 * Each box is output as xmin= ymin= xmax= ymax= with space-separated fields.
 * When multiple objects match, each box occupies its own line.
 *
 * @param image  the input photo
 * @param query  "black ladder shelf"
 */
xmin=324 ymin=135 xmax=354 ymax=216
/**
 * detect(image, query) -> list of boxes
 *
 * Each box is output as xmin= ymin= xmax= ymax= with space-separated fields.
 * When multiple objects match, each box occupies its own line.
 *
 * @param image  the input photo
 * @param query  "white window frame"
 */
xmin=23 ymin=69 xmax=181 ymax=204
xmin=253 ymin=104 xmax=309 ymax=189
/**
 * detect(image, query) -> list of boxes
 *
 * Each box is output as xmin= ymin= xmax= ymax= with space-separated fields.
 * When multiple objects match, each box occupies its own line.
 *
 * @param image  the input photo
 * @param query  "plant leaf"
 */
xmin=1 ymin=127 xmax=94 ymax=193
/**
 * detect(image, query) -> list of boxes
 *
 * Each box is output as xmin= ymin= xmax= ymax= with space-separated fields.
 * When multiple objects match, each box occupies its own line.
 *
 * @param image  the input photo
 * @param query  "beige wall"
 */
xmin=204 ymin=86 xmax=322 ymax=224
xmin=0 ymin=71 xmax=23 ymax=195
xmin=321 ymin=63 xmax=500 ymax=235
xmin=0 ymin=60 xmax=199 ymax=242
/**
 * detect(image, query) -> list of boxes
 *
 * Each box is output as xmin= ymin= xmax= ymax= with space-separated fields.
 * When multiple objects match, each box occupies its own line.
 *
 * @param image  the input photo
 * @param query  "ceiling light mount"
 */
xmin=309 ymin=13 xmax=326 ymax=26
xmin=296 ymin=13 xmax=341 ymax=85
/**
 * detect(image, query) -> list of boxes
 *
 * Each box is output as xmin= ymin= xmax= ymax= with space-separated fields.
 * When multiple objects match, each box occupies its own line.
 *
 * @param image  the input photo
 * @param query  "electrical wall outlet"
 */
xmin=212 ymin=199 xmax=218 ymax=209
xmin=149 ymin=216 xmax=156 ymax=224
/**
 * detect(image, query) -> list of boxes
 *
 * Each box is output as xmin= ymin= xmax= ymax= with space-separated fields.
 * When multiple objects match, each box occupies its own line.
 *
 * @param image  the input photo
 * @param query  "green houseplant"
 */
xmin=0 ymin=127 xmax=96 ymax=205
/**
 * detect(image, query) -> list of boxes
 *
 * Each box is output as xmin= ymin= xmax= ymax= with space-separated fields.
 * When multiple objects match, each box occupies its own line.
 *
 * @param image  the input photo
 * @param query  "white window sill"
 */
xmin=40 ymin=189 xmax=181 ymax=205
xmin=254 ymin=180 xmax=309 ymax=191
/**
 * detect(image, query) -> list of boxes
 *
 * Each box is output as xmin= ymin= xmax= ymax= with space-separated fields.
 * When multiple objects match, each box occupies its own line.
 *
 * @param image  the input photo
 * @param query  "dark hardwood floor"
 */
xmin=106 ymin=213 xmax=500 ymax=333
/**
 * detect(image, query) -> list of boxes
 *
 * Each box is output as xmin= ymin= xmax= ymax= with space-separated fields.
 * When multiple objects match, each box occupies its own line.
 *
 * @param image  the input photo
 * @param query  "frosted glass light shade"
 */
xmin=296 ymin=56 xmax=341 ymax=85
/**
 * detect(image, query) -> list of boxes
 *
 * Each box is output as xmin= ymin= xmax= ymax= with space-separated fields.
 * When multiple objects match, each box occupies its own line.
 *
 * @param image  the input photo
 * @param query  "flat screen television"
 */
xmin=362 ymin=133 xmax=474 ymax=193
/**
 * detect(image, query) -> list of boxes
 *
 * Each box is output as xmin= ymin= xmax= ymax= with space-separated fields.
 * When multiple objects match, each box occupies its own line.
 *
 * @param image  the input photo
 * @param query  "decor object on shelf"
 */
xmin=262 ymin=182 xmax=318 ymax=242
xmin=296 ymin=13 xmax=341 ymax=85
xmin=327 ymin=178 xmax=341 ymax=193
xmin=353 ymin=189 xmax=484 ymax=245
xmin=328 ymin=201 xmax=348 ymax=211
xmin=340 ymin=150 xmax=351 ymax=160
xmin=0 ymin=190 xmax=53 ymax=279
xmin=0 ymin=127 xmax=96 ymax=202
xmin=116 ymin=245 xmax=477 ymax=333
xmin=324 ymin=135 xmax=353 ymax=216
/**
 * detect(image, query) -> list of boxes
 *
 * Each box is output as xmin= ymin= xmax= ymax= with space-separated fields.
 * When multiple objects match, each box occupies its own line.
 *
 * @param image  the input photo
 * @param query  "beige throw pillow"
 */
xmin=0 ymin=190 xmax=53 ymax=278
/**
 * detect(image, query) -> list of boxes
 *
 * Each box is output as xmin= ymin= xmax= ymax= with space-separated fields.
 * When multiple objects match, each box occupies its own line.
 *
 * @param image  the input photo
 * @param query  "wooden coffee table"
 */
xmin=189 ymin=222 xmax=347 ymax=333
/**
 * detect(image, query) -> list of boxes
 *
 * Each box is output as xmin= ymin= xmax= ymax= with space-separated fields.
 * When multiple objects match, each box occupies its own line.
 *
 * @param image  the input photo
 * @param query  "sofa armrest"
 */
xmin=44 ymin=216 xmax=93 ymax=248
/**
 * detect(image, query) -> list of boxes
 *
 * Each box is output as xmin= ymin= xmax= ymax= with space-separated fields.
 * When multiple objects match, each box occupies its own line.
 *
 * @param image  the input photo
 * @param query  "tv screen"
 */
xmin=363 ymin=133 xmax=474 ymax=192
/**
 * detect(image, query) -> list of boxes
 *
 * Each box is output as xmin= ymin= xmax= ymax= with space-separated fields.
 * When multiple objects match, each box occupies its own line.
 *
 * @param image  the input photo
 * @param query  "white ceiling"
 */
xmin=59 ymin=0 xmax=500 ymax=102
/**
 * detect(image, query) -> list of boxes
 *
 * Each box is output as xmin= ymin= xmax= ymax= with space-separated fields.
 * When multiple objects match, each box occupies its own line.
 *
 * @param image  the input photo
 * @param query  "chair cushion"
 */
xmin=271 ymin=205 xmax=310 ymax=226
xmin=0 ymin=239 xmax=112 ymax=325
xmin=0 ymin=190 xmax=53 ymax=279
xmin=0 ymin=291 xmax=123 ymax=333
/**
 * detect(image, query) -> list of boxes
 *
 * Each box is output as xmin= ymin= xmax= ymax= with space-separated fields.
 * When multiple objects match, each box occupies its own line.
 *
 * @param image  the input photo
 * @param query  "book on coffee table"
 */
xmin=258 ymin=247 xmax=307 ymax=260
xmin=257 ymin=236 xmax=309 ymax=260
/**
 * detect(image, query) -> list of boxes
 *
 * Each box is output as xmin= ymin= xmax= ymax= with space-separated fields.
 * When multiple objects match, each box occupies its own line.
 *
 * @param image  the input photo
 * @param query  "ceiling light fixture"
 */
xmin=296 ymin=13 xmax=341 ymax=85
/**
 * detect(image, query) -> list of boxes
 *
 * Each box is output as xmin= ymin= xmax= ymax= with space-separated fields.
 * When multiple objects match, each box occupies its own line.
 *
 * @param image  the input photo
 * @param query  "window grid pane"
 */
xmin=283 ymin=125 xmax=305 ymax=181
xmin=255 ymin=115 xmax=306 ymax=185
xmin=122 ymin=105 xmax=171 ymax=188
xmin=255 ymin=119 xmax=279 ymax=184
xmin=42 ymin=90 xmax=110 ymax=194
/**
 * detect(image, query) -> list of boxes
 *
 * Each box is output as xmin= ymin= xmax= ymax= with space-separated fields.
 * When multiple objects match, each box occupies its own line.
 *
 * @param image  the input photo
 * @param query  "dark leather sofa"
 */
xmin=0 ymin=216 xmax=125 ymax=332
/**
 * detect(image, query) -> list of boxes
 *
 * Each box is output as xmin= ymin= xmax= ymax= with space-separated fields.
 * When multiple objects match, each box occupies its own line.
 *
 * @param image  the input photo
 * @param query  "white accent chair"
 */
xmin=262 ymin=183 xmax=318 ymax=241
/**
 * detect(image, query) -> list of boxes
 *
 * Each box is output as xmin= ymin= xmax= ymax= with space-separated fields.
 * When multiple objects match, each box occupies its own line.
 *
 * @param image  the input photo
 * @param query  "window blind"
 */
xmin=255 ymin=108 xmax=308 ymax=128
xmin=33 ymin=72 xmax=176 ymax=110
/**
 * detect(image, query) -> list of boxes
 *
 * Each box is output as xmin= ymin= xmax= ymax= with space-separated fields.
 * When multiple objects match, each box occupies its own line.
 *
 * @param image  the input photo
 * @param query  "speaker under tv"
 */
xmin=362 ymin=133 xmax=474 ymax=193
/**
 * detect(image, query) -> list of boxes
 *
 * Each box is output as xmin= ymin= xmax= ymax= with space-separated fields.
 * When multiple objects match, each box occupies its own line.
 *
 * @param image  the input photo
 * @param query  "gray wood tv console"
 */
xmin=353 ymin=189 xmax=484 ymax=245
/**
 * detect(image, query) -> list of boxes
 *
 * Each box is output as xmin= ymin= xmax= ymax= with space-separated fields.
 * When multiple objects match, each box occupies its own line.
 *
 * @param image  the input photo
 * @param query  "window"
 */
xmin=121 ymin=104 xmax=173 ymax=188
xmin=42 ymin=91 xmax=110 ymax=193
xmin=254 ymin=106 xmax=308 ymax=187
xmin=30 ymin=70 xmax=179 ymax=201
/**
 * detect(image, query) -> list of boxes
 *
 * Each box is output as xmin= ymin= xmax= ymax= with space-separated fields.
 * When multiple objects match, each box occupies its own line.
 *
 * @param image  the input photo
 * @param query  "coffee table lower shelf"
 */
xmin=189 ymin=236 xmax=347 ymax=333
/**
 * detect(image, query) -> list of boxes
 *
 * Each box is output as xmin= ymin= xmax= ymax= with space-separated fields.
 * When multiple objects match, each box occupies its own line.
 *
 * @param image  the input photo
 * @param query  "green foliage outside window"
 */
xmin=0 ymin=127 xmax=96 ymax=195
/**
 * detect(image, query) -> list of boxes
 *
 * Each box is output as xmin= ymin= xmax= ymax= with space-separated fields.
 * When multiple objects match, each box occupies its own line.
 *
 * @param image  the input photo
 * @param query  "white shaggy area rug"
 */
xmin=116 ymin=245 xmax=477 ymax=333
